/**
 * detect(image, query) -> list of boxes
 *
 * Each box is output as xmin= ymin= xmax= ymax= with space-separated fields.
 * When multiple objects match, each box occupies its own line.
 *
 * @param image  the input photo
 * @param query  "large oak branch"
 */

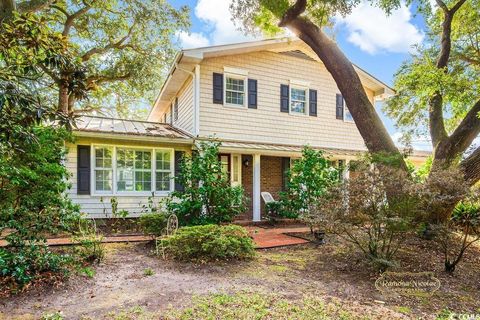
xmin=281 ymin=13 xmax=400 ymax=157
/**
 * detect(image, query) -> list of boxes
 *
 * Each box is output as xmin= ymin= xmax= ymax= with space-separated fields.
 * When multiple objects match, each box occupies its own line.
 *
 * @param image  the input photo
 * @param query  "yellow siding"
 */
xmin=173 ymin=76 xmax=194 ymax=133
xmin=66 ymin=137 xmax=190 ymax=218
xmin=199 ymin=51 xmax=371 ymax=150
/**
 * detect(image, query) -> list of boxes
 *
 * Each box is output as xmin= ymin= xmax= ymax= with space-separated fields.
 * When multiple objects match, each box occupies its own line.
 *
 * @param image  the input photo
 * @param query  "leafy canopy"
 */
xmin=37 ymin=0 xmax=189 ymax=117
xmin=384 ymin=0 xmax=480 ymax=137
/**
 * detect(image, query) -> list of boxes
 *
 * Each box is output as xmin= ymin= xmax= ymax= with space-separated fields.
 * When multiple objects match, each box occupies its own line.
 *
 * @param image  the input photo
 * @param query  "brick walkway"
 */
xmin=246 ymin=226 xmax=310 ymax=248
xmin=0 ymin=226 xmax=310 ymax=249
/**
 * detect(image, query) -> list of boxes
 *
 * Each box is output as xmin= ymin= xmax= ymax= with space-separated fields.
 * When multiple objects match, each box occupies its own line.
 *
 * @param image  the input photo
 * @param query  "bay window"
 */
xmin=93 ymin=145 xmax=173 ymax=194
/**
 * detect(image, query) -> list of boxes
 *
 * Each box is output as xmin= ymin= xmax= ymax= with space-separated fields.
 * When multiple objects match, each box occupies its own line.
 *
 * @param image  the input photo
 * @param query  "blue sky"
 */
xmin=169 ymin=0 xmax=432 ymax=150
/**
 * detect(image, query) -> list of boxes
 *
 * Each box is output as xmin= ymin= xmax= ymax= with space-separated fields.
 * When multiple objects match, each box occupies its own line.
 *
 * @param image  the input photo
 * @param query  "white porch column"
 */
xmin=252 ymin=153 xmax=261 ymax=222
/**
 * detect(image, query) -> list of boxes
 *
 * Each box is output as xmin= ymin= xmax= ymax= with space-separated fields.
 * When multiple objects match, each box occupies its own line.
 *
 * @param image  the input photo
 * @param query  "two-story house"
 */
xmin=66 ymin=38 xmax=428 ymax=221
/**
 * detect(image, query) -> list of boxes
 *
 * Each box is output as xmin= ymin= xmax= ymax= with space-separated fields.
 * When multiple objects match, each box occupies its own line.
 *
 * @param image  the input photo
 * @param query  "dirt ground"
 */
xmin=1 ymin=234 xmax=479 ymax=319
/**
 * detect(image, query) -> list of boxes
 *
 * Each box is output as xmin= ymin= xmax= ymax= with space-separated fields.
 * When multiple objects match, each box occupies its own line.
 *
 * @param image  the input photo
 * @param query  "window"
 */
xmin=344 ymin=103 xmax=354 ymax=122
xmin=94 ymin=147 xmax=113 ymax=192
xmin=93 ymin=146 xmax=173 ymax=195
xmin=232 ymin=154 xmax=242 ymax=186
xmin=290 ymin=87 xmax=308 ymax=114
xmin=225 ymin=76 xmax=246 ymax=106
xmin=174 ymin=98 xmax=178 ymax=121
xmin=117 ymin=149 xmax=152 ymax=192
xmin=156 ymin=151 xmax=171 ymax=191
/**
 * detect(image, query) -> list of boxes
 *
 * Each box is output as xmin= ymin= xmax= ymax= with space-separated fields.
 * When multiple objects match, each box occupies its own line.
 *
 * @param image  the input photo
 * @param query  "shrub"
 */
xmin=0 ymin=244 xmax=72 ymax=286
xmin=138 ymin=212 xmax=168 ymax=237
xmin=0 ymin=127 xmax=80 ymax=287
xmin=161 ymin=225 xmax=255 ymax=261
xmin=318 ymin=157 xmax=420 ymax=270
xmin=167 ymin=141 xmax=246 ymax=225
xmin=279 ymin=146 xmax=339 ymax=224
xmin=434 ymin=199 xmax=480 ymax=273
xmin=72 ymin=218 xmax=105 ymax=263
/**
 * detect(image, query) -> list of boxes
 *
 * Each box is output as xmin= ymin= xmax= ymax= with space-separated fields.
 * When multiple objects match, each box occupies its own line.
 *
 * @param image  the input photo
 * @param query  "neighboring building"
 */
xmin=66 ymin=38 xmax=428 ymax=220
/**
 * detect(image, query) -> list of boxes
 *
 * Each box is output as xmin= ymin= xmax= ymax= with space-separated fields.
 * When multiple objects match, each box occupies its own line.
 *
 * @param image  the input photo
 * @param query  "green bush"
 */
xmin=167 ymin=141 xmax=246 ymax=225
xmin=138 ymin=212 xmax=168 ymax=237
xmin=0 ymin=245 xmax=72 ymax=286
xmin=162 ymin=225 xmax=255 ymax=261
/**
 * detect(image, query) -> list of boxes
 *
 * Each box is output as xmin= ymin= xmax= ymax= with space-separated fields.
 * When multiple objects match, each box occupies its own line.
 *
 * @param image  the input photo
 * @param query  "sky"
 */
xmin=169 ymin=0 xmax=433 ymax=150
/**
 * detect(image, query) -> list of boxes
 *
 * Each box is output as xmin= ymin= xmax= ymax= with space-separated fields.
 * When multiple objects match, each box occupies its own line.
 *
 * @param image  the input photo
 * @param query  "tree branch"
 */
xmin=278 ymin=0 xmax=307 ymax=27
xmin=39 ymin=63 xmax=60 ymax=83
xmin=81 ymin=21 xmax=136 ymax=61
xmin=86 ymin=73 xmax=132 ymax=86
xmin=283 ymin=15 xmax=402 ymax=160
xmin=429 ymin=0 xmax=468 ymax=148
xmin=16 ymin=0 xmax=54 ymax=13
xmin=448 ymin=100 xmax=480 ymax=157
xmin=62 ymin=3 xmax=92 ymax=37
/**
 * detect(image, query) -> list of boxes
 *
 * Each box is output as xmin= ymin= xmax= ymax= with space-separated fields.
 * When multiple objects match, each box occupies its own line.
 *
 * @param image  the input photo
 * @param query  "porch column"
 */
xmin=252 ymin=153 xmax=261 ymax=222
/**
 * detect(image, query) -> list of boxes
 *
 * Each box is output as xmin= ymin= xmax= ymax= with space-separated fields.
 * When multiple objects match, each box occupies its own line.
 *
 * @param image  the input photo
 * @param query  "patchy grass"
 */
xmin=163 ymin=291 xmax=368 ymax=320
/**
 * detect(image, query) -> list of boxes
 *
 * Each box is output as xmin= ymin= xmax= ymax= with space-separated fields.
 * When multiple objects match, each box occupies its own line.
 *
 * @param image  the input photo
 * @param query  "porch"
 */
xmin=216 ymin=141 xmax=360 ymax=222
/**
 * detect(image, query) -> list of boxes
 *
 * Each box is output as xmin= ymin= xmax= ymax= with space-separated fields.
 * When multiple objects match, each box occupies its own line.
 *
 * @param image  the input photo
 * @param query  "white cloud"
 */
xmin=194 ymin=0 xmax=258 ymax=45
xmin=177 ymin=31 xmax=210 ymax=49
xmin=336 ymin=2 xmax=424 ymax=54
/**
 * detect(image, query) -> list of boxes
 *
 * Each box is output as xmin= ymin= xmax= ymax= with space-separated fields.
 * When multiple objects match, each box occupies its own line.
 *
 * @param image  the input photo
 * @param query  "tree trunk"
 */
xmin=58 ymin=81 xmax=69 ymax=114
xmin=283 ymin=17 xmax=405 ymax=169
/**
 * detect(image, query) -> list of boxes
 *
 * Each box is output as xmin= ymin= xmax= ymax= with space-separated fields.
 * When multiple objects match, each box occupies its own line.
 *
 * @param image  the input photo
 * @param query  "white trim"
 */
xmin=90 ymin=143 xmax=174 ymax=197
xmin=252 ymin=154 xmax=261 ymax=222
xmin=223 ymin=73 xmax=248 ymax=108
xmin=223 ymin=66 xmax=248 ymax=76
xmin=289 ymin=85 xmax=309 ymax=116
xmin=289 ymin=79 xmax=310 ymax=87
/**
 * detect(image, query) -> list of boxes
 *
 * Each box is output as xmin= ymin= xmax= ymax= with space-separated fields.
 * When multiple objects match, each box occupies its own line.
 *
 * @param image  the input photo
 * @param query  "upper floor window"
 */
xmin=225 ymin=75 xmax=246 ymax=107
xmin=290 ymin=86 xmax=308 ymax=115
xmin=344 ymin=104 xmax=354 ymax=122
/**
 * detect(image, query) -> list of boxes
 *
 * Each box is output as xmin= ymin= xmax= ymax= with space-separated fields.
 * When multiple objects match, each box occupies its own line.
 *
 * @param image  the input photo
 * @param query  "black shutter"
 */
xmin=213 ymin=73 xmax=223 ymax=104
xmin=280 ymin=84 xmax=289 ymax=113
xmin=336 ymin=94 xmax=344 ymax=120
xmin=174 ymin=97 xmax=179 ymax=121
xmin=309 ymin=89 xmax=317 ymax=116
xmin=174 ymin=151 xmax=185 ymax=192
xmin=248 ymin=79 xmax=257 ymax=109
xmin=282 ymin=157 xmax=290 ymax=191
xmin=77 ymin=145 xmax=90 ymax=195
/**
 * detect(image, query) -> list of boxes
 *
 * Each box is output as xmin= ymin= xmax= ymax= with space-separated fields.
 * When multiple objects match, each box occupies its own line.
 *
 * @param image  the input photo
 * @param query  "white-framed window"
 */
xmin=94 ymin=146 xmax=113 ymax=192
xmin=224 ymin=75 xmax=246 ymax=107
xmin=344 ymin=102 xmax=354 ymax=122
xmin=289 ymin=86 xmax=308 ymax=114
xmin=92 ymin=145 xmax=174 ymax=195
xmin=116 ymin=148 xmax=152 ymax=192
xmin=156 ymin=150 xmax=171 ymax=191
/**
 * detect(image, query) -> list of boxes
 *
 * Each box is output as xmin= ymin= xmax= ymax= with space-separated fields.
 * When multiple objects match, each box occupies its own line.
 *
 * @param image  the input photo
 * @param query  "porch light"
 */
xmin=243 ymin=159 xmax=249 ymax=167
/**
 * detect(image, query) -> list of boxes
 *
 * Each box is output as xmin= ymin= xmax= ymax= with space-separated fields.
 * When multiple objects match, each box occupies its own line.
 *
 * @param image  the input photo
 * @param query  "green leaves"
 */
xmin=280 ymin=146 xmax=339 ymax=219
xmin=166 ymin=141 xmax=247 ymax=226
